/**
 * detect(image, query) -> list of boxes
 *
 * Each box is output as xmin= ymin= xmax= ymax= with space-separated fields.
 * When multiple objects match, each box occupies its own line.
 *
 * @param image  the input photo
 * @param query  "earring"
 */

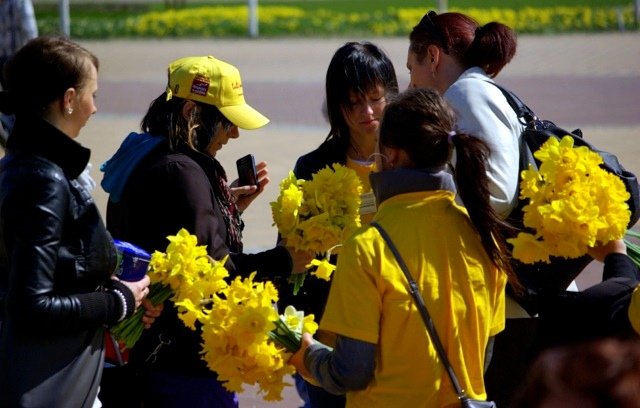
xmin=67 ymin=107 xmax=73 ymax=115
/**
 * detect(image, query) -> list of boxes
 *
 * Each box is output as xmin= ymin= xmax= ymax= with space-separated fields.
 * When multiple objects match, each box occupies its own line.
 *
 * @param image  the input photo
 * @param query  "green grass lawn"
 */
xmin=35 ymin=0 xmax=634 ymax=19
xmin=33 ymin=0 xmax=637 ymax=38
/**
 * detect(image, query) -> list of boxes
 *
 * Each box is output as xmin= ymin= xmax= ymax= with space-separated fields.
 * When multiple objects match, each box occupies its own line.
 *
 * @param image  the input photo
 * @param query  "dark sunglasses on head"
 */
xmin=417 ymin=10 xmax=449 ymax=52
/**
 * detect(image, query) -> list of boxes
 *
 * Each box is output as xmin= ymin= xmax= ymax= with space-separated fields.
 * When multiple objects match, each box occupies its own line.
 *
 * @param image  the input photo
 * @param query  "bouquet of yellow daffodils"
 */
xmin=509 ymin=135 xmax=631 ymax=264
xmin=122 ymin=228 xmax=318 ymax=401
xmin=110 ymin=228 xmax=229 ymax=348
xmin=271 ymin=163 xmax=363 ymax=292
xmin=193 ymin=273 xmax=318 ymax=401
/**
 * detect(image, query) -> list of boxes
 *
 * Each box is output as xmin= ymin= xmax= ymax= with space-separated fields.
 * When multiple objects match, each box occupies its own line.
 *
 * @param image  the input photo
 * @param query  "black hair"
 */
xmin=325 ymin=41 xmax=399 ymax=151
xmin=141 ymin=92 xmax=233 ymax=152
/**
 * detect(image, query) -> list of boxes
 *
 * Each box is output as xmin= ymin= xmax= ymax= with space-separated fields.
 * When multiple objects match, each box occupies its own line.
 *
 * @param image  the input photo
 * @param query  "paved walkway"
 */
xmin=82 ymin=33 xmax=640 ymax=253
xmin=34 ymin=33 xmax=640 ymax=407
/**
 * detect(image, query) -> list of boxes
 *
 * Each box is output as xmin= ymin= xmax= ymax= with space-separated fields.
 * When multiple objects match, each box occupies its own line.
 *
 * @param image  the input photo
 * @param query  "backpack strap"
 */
xmin=488 ymin=80 xmax=640 ymax=293
xmin=483 ymin=81 xmax=537 ymax=197
xmin=485 ymin=80 xmax=537 ymax=125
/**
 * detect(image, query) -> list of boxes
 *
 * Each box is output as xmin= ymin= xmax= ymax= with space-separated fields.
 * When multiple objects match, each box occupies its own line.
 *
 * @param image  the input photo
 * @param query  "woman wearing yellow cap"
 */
xmin=100 ymin=55 xmax=310 ymax=408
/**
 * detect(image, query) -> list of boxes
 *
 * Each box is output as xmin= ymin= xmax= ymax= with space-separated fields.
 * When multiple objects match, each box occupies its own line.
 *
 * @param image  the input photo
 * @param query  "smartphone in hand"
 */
xmin=236 ymin=154 xmax=258 ymax=187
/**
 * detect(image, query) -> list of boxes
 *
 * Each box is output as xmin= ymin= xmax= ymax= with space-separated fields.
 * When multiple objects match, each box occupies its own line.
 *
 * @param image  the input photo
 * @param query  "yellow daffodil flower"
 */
xmin=509 ymin=136 xmax=630 ymax=263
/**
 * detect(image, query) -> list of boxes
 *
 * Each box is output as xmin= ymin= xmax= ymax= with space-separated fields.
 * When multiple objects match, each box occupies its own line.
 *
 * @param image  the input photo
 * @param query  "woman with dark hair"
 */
xmin=100 ymin=55 xmax=310 ymax=408
xmin=278 ymin=41 xmax=398 ymax=408
xmin=0 ymin=36 xmax=150 ymax=407
xmin=290 ymin=87 xmax=518 ymax=407
xmin=294 ymin=41 xmax=398 ymax=223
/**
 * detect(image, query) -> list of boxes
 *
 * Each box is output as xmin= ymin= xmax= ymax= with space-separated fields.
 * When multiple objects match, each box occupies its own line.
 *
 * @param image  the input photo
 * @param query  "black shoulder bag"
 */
xmin=370 ymin=222 xmax=497 ymax=408
xmin=488 ymin=82 xmax=640 ymax=314
xmin=488 ymin=81 xmax=640 ymax=231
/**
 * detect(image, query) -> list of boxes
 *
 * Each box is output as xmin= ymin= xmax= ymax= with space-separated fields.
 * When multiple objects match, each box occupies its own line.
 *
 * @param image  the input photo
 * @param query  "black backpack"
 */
xmin=489 ymin=82 xmax=640 ymax=313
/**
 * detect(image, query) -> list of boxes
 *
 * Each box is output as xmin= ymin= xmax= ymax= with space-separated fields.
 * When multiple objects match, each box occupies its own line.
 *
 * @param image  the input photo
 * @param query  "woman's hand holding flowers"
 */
xmin=116 ymin=274 xmax=150 ymax=309
xmin=282 ymin=242 xmax=315 ymax=274
xmin=587 ymin=239 xmax=627 ymax=262
xmin=288 ymin=332 xmax=316 ymax=383
xmin=140 ymin=298 xmax=164 ymax=329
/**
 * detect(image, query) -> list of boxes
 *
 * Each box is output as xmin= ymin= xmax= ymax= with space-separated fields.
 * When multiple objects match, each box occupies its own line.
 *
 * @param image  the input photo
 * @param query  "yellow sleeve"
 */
xmin=320 ymin=233 xmax=381 ymax=344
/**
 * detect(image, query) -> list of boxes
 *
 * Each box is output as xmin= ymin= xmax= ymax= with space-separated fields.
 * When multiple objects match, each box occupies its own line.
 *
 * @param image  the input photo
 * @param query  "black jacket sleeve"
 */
xmin=4 ymin=164 xmax=124 ymax=334
xmin=229 ymin=246 xmax=293 ymax=280
xmin=536 ymin=253 xmax=640 ymax=351
xmin=116 ymin=153 xmax=294 ymax=282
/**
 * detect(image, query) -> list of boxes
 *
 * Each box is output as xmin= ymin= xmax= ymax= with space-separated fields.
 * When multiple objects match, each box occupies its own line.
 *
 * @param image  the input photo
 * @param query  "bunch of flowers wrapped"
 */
xmin=509 ymin=135 xmax=631 ymax=264
xmin=110 ymin=228 xmax=229 ymax=348
xmin=115 ymin=228 xmax=318 ymax=401
xmin=271 ymin=163 xmax=362 ymax=291
xmin=193 ymin=273 xmax=318 ymax=401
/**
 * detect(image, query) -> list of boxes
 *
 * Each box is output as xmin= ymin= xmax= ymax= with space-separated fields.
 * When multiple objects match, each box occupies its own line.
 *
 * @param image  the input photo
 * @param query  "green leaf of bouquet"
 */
xmin=290 ymin=273 xmax=306 ymax=296
xmin=624 ymin=229 xmax=640 ymax=268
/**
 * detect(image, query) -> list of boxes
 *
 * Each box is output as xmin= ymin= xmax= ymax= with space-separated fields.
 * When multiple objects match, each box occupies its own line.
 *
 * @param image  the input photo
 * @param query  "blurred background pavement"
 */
xmin=83 ymin=33 xmax=640 ymax=252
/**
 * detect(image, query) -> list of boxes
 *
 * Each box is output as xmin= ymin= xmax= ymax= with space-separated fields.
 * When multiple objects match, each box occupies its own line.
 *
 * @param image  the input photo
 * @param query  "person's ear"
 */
xmin=62 ymin=87 xmax=76 ymax=115
xmin=181 ymin=100 xmax=198 ymax=121
xmin=386 ymin=146 xmax=412 ymax=169
xmin=384 ymin=146 xmax=400 ymax=168
xmin=427 ymin=45 xmax=440 ymax=66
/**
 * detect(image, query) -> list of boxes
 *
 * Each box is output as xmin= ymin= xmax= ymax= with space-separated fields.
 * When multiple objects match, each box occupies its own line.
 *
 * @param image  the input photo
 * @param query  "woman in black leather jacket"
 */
xmin=0 ymin=36 xmax=150 ymax=408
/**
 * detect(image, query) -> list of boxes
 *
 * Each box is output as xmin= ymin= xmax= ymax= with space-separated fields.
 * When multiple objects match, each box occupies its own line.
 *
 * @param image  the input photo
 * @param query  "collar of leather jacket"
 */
xmin=6 ymin=115 xmax=90 ymax=180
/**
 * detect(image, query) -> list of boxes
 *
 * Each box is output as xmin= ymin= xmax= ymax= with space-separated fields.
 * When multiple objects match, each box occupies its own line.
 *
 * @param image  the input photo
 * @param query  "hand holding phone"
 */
xmin=236 ymin=154 xmax=258 ymax=187
xmin=233 ymin=157 xmax=270 ymax=213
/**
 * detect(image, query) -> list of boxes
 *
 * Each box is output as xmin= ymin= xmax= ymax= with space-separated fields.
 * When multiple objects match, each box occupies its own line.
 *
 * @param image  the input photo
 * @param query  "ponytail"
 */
xmin=380 ymin=87 xmax=521 ymax=291
xmin=465 ymin=22 xmax=517 ymax=78
xmin=452 ymin=133 xmax=521 ymax=290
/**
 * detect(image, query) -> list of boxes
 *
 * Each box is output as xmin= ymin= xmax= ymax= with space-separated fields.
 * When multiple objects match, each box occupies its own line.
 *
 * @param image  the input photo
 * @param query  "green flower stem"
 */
xmin=625 ymin=229 xmax=640 ymax=268
xmin=110 ymin=283 xmax=172 ymax=349
xmin=268 ymin=318 xmax=302 ymax=353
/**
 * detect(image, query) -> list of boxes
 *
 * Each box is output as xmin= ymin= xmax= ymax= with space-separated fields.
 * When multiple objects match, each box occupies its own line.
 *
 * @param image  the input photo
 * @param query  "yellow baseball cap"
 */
xmin=166 ymin=56 xmax=269 ymax=130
